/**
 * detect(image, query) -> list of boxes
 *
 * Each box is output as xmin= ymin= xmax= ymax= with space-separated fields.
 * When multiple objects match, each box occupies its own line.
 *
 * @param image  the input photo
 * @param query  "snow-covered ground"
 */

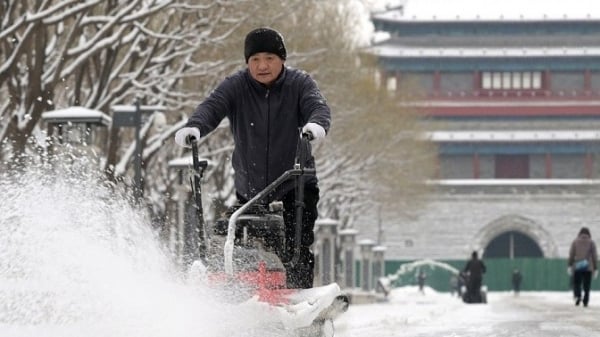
xmin=2 ymin=166 xmax=599 ymax=337
xmin=336 ymin=286 xmax=600 ymax=336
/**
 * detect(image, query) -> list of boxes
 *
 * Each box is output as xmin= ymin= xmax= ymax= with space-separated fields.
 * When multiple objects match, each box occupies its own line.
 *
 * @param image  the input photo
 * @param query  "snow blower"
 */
xmin=187 ymin=132 xmax=349 ymax=337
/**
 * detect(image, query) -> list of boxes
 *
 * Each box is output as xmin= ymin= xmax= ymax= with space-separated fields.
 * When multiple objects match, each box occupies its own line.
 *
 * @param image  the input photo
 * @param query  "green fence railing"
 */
xmin=381 ymin=258 xmax=598 ymax=292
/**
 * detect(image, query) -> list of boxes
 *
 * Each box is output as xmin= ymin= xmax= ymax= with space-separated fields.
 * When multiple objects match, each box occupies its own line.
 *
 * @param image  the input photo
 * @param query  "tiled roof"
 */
xmin=375 ymin=0 xmax=600 ymax=22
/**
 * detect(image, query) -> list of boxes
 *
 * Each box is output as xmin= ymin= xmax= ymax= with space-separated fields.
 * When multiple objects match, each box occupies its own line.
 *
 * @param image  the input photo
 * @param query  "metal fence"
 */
xmin=382 ymin=258 xmax=599 ymax=292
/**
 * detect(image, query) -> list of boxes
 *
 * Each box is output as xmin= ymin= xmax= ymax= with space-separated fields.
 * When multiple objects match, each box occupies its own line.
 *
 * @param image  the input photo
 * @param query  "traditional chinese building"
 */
xmin=363 ymin=0 xmax=600 ymax=277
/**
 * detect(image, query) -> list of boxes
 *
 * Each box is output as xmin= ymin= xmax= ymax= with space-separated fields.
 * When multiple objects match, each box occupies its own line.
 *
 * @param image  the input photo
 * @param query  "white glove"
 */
xmin=175 ymin=127 xmax=201 ymax=148
xmin=302 ymin=122 xmax=326 ymax=140
xmin=567 ymin=266 xmax=573 ymax=276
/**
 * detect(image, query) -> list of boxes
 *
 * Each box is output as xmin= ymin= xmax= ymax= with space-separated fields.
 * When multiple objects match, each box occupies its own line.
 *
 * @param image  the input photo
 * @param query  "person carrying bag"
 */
xmin=568 ymin=227 xmax=598 ymax=307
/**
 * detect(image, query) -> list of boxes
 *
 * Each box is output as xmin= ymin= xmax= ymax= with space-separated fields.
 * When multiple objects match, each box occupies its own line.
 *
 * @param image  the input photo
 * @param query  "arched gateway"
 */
xmin=472 ymin=215 xmax=559 ymax=258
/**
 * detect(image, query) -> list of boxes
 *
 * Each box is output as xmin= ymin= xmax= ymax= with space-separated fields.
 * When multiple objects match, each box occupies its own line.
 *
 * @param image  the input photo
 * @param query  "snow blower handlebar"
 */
xmin=189 ymin=136 xmax=209 ymax=263
xmin=224 ymin=132 xmax=315 ymax=275
xmin=286 ymin=131 xmax=313 ymax=268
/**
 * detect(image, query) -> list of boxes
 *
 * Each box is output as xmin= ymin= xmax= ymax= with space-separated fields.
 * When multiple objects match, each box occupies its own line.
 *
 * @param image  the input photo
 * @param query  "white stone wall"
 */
xmin=355 ymin=191 xmax=600 ymax=260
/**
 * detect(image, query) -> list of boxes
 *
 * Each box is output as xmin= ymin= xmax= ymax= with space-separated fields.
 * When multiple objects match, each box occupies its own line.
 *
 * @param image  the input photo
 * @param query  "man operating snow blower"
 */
xmin=175 ymin=27 xmax=330 ymax=289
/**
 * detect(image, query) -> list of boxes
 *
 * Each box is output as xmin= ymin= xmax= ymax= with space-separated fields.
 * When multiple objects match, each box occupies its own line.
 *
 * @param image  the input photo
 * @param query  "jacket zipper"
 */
xmin=265 ymin=89 xmax=270 ymax=189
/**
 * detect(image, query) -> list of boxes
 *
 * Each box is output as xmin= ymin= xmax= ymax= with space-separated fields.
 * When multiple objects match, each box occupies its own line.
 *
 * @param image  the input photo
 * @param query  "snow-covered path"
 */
xmin=335 ymin=287 xmax=600 ymax=337
xmin=2 ymin=169 xmax=599 ymax=337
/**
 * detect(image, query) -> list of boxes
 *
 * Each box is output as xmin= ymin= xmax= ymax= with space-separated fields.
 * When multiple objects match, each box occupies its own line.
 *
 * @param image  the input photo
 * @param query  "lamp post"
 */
xmin=372 ymin=245 xmax=387 ymax=292
xmin=111 ymin=100 xmax=165 ymax=202
xmin=314 ymin=218 xmax=339 ymax=286
xmin=42 ymin=107 xmax=111 ymax=157
xmin=339 ymin=228 xmax=359 ymax=289
xmin=359 ymin=239 xmax=376 ymax=291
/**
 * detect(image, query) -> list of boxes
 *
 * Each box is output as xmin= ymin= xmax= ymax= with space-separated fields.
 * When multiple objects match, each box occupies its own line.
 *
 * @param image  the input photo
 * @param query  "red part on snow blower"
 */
xmin=207 ymin=261 xmax=293 ymax=305
xmin=188 ymin=133 xmax=348 ymax=336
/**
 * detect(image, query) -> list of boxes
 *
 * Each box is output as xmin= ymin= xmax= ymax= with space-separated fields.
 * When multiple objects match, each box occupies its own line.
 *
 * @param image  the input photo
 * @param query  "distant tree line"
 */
xmin=0 ymin=0 xmax=435 ymax=230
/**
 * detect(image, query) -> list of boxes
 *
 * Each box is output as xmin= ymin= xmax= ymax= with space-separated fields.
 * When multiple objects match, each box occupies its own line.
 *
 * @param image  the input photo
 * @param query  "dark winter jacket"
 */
xmin=186 ymin=66 xmax=331 ymax=200
xmin=568 ymin=233 xmax=598 ymax=272
xmin=464 ymin=258 xmax=486 ymax=280
xmin=511 ymin=271 xmax=522 ymax=286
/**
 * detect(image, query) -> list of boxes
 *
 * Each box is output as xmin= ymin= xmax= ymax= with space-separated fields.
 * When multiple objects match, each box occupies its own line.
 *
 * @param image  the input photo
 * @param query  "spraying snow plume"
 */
xmin=0 ymin=156 xmax=286 ymax=337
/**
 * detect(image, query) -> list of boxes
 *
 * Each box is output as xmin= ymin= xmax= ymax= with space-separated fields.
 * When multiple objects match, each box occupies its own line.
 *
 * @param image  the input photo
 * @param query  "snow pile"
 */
xmin=336 ymin=286 xmax=465 ymax=336
xmin=0 ymin=161 xmax=290 ymax=337
xmin=335 ymin=286 xmax=583 ymax=336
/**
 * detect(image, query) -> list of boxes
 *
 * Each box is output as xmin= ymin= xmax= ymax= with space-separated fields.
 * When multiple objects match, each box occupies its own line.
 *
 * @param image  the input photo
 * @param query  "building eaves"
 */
xmin=373 ymin=0 xmax=600 ymax=22
xmin=427 ymin=130 xmax=600 ymax=142
xmin=372 ymin=35 xmax=600 ymax=48
xmin=368 ymin=45 xmax=600 ymax=59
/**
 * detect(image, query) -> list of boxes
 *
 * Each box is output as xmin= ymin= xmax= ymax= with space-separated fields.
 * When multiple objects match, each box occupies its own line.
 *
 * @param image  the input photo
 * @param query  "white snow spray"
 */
xmin=0 ymin=154 xmax=286 ymax=337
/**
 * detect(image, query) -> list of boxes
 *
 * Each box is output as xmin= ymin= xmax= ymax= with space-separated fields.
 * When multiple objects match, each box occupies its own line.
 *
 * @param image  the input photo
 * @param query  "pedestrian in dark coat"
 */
xmin=456 ymin=271 xmax=466 ymax=298
xmin=449 ymin=274 xmax=458 ymax=296
xmin=175 ymin=27 xmax=331 ymax=289
xmin=568 ymin=227 xmax=598 ymax=307
xmin=511 ymin=268 xmax=522 ymax=296
xmin=463 ymin=251 xmax=486 ymax=303
xmin=417 ymin=270 xmax=427 ymax=294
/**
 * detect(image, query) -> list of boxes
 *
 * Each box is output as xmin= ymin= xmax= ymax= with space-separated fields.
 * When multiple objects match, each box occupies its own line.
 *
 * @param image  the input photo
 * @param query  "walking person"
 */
xmin=568 ymin=227 xmax=598 ymax=307
xmin=417 ymin=270 xmax=427 ymax=294
xmin=449 ymin=274 xmax=458 ymax=297
xmin=174 ymin=27 xmax=331 ymax=289
xmin=463 ymin=251 xmax=486 ymax=303
xmin=456 ymin=271 xmax=466 ymax=298
xmin=511 ymin=268 xmax=522 ymax=296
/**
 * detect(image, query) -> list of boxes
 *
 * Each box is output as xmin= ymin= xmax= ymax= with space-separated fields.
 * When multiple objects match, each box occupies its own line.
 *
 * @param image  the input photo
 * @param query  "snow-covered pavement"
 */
xmin=2 ymin=170 xmax=599 ymax=337
xmin=335 ymin=287 xmax=600 ymax=337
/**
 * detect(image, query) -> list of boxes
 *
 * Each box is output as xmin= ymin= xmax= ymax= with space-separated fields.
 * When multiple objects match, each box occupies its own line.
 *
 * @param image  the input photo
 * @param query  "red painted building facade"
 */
xmin=364 ymin=1 xmax=600 ymax=261
xmin=370 ymin=2 xmax=600 ymax=183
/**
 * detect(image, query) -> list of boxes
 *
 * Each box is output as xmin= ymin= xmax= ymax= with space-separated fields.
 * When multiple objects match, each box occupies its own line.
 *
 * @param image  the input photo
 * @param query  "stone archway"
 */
xmin=472 ymin=214 xmax=559 ymax=258
xmin=484 ymin=230 xmax=543 ymax=258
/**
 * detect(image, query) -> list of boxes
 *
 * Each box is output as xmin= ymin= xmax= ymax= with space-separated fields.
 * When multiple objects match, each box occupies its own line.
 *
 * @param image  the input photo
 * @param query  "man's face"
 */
xmin=247 ymin=52 xmax=283 ymax=86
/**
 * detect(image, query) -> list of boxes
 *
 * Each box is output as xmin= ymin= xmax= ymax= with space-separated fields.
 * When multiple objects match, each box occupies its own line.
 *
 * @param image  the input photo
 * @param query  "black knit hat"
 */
xmin=244 ymin=27 xmax=287 ymax=63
